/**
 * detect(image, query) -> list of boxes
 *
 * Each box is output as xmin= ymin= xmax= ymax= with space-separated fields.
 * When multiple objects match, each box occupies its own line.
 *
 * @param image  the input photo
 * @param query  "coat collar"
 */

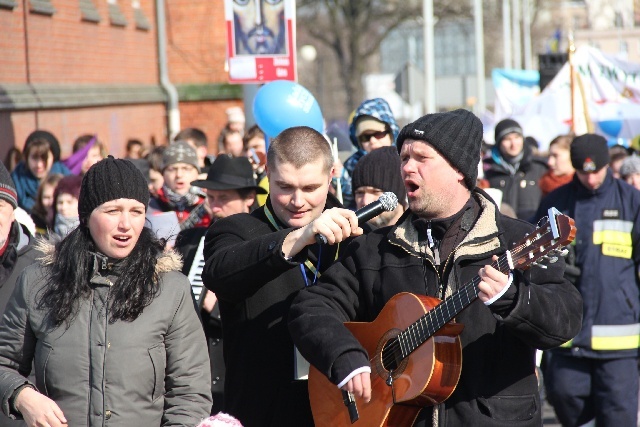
xmin=389 ymin=189 xmax=504 ymax=262
xmin=35 ymin=234 xmax=183 ymax=275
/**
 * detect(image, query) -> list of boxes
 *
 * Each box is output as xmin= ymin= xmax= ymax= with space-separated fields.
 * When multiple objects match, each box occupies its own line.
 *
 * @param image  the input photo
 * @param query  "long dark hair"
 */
xmin=39 ymin=225 xmax=164 ymax=326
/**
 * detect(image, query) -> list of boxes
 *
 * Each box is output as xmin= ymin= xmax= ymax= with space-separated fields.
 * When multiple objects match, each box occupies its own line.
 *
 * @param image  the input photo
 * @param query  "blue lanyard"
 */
xmin=264 ymin=205 xmax=326 ymax=287
xmin=299 ymin=245 xmax=322 ymax=287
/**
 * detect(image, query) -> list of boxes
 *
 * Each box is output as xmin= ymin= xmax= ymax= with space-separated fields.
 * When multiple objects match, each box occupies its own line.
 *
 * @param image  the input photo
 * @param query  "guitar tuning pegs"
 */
xmin=548 ymin=256 xmax=558 ymax=263
xmin=532 ymin=262 xmax=548 ymax=269
xmin=558 ymin=248 xmax=569 ymax=256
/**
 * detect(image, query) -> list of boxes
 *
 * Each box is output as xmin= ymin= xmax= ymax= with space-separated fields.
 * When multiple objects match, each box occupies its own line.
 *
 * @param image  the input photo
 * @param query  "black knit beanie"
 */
xmin=0 ymin=160 xmax=17 ymax=209
xmin=25 ymin=130 xmax=62 ymax=162
xmin=396 ymin=109 xmax=483 ymax=189
xmin=494 ymin=118 xmax=523 ymax=145
xmin=570 ymin=133 xmax=610 ymax=172
xmin=352 ymin=146 xmax=406 ymax=205
xmin=78 ymin=156 xmax=150 ymax=223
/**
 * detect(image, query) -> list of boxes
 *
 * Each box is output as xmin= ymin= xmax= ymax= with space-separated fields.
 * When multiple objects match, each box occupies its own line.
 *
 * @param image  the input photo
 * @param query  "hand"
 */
xmin=341 ymin=372 xmax=371 ymax=403
xmin=282 ymin=208 xmax=363 ymax=258
xmin=477 ymin=255 xmax=510 ymax=303
xmin=14 ymin=387 xmax=68 ymax=427
xmin=307 ymin=208 xmax=362 ymax=246
xmin=201 ymin=290 xmax=217 ymax=313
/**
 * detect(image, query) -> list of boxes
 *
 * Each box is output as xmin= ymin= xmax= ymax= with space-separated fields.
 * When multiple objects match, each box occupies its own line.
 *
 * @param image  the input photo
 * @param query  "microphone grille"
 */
xmin=379 ymin=192 xmax=398 ymax=211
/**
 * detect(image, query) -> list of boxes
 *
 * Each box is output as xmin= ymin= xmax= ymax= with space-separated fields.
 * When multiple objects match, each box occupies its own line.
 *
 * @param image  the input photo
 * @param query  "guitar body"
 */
xmin=309 ymin=292 xmax=464 ymax=427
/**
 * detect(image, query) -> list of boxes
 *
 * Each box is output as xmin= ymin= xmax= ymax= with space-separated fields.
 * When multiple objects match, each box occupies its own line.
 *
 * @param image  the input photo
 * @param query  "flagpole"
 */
xmin=568 ymin=31 xmax=576 ymax=134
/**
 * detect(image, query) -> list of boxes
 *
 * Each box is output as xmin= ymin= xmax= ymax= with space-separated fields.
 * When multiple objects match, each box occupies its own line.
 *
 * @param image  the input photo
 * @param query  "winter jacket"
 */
xmin=484 ymin=145 xmax=547 ymax=221
xmin=0 ymin=222 xmax=38 ymax=318
xmin=202 ymin=196 xmax=349 ymax=427
xmin=0 ymin=241 xmax=212 ymax=426
xmin=288 ymin=190 xmax=583 ymax=427
xmin=10 ymin=161 xmax=71 ymax=213
xmin=534 ymin=170 xmax=640 ymax=359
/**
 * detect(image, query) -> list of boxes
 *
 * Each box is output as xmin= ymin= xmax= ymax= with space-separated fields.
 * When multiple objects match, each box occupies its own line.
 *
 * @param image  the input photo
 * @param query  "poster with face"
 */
xmin=225 ymin=0 xmax=297 ymax=83
xmin=233 ymin=0 xmax=286 ymax=55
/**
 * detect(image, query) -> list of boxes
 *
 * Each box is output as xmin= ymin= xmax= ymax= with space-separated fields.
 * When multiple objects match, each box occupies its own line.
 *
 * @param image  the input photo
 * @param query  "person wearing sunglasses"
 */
xmin=340 ymin=98 xmax=399 ymax=210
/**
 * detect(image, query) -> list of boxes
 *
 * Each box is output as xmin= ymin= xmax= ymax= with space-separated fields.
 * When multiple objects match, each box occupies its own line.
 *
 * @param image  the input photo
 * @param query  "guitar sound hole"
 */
xmin=381 ymin=338 xmax=400 ymax=371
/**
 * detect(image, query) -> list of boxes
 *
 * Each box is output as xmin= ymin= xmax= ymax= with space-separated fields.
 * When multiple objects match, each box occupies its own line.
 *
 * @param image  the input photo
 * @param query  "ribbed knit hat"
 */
xmin=570 ymin=134 xmax=610 ymax=172
xmin=396 ymin=109 xmax=483 ymax=189
xmin=78 ymin=156 xmax=150 ymax=223
xmin=163 ymin=141 xmax=200 ymax=172
xmin=0 ymin=161 xmax=17 ymax=209
xmin=352 ymin=146 xmax=406 ymax=205
xmin=494 ymin=118 xmax=523 ymax=145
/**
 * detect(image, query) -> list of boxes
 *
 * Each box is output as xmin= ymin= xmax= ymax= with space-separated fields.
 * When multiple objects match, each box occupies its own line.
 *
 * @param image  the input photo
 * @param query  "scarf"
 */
xmin=54 ymin=214 xmax=80 ymax=237
xmin=491 ymin=146 xmax=524 ymax=177
xmin=539 ymin=171 xmax=574 ymax=196
xmin=161 ymin=185 xmax=202 ymax=210
xmin=159 ymin=185 xmax=209 ymax=230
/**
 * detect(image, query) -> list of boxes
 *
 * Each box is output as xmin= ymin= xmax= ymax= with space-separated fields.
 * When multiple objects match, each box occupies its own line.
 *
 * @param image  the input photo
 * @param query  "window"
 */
xmin=108 ymin=0 xmax=127 ymax=27
xmin=132 ymin=0 xmax=150 ymax=30
xmin=0 ymin=0 xmax=17 ymax=10
xmin=29 ymin=0 xmax=55 ymax=15
xmin=80 ymin=0 xmax=100 ymax=22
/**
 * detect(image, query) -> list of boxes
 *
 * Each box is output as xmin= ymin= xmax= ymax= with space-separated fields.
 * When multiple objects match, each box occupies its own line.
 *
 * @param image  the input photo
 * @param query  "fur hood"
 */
xmin=34 ymin=236 xmax=183 ymax=274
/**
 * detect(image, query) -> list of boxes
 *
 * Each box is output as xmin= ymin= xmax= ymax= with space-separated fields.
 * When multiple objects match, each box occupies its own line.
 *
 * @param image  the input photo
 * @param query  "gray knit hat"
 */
xmin=396 ymin=109 xmax=483 ymax=189
xmin=0 ymin=161 xmax=17 ymax=209
xmin=620 ymin=156 xmax=640 ymax=178
xmin=163 ymin=141 xmax=200 ymax=172
xmin=78 ymin=156 xmax=149 ymax=224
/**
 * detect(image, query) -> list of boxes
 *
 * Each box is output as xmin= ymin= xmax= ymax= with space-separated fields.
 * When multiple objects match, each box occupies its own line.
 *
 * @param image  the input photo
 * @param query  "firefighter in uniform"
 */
xmin=534 ymin=134 xmax=640 ymax=426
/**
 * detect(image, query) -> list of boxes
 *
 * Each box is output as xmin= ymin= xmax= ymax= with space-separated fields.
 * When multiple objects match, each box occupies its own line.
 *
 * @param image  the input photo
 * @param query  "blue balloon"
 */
xmin=253 ymin=80 xmax=324 ymax=139
xmin=598 ymin=119 xmax=623 ymax=138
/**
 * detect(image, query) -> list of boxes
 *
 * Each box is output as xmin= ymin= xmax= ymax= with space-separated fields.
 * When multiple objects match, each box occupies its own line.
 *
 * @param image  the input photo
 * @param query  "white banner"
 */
xmin=493 ymin=46 xmax=640 ymax=151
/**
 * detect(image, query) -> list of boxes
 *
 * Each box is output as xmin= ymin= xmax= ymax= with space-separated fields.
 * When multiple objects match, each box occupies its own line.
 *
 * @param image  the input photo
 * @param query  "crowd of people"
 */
xmin=0 ymin=97 xmax=639 ymax=427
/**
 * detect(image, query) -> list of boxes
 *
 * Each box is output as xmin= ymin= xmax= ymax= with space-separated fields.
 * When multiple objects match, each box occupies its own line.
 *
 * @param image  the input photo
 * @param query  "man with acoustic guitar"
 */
xmin=288 ymin=109 xmax=583 ymax=426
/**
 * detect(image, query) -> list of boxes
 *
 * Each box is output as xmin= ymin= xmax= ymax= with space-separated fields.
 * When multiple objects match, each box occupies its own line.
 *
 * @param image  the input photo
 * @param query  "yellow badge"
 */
xmin=602 ymin=243 xmax=632 ymax=259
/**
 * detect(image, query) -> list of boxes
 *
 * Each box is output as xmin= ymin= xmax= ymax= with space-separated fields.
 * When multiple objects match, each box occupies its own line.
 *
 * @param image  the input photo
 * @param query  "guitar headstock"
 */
xmin=510 ymin=208 xmax=576 ymax=271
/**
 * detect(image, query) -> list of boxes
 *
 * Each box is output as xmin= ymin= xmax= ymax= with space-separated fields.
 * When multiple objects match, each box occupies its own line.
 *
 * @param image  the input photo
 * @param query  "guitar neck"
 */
xmin=396 ymin=252 xmax=513 ymax=359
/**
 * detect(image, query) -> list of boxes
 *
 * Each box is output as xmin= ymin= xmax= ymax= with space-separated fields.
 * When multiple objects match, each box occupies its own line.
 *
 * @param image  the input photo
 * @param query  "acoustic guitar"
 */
xmin=308 ymin=208 xmax=576 ymax=427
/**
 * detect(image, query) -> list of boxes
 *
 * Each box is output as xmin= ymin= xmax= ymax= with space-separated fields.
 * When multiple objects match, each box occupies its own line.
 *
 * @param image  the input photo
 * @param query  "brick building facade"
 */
xmin=0 ymin=0 xmax=241 ymax=161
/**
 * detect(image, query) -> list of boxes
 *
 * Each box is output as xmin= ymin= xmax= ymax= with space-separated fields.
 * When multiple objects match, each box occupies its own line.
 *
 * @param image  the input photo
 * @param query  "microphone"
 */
xmin=315 ymin=192 xmax=399 ymax=245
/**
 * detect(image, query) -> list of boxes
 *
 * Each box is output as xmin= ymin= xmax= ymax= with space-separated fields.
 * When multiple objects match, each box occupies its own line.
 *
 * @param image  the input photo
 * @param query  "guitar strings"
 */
xmin=378 ymin=228 xmax=554 ymax=369
xmin=380 ymin=256 xmax=512 ymax=368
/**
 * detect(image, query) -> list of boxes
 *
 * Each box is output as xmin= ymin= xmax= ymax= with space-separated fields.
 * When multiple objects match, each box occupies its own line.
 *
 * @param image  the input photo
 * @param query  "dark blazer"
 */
xmin=202 ymin=196 xmax=348 ymax=427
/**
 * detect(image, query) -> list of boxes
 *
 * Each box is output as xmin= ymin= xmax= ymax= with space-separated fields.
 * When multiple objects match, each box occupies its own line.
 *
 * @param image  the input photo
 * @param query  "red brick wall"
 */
xmin=0 ymin=1 xmax=241 ymax=163
xmin=0 ymin=0 xmax=158 ymax=84
xmin=165 ymin=0 xmax=229 ymax=84
xmin=0 ymin=2 xmax=26 ymax=84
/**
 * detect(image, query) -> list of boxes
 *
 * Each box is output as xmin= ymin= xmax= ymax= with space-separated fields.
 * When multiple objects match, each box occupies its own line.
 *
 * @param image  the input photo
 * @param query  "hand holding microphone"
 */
xmin=315 ymin=192 xmax=398 ymax=245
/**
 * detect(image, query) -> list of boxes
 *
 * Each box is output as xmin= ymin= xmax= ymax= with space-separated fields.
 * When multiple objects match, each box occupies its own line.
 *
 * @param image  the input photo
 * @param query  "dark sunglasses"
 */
xmin=357 ymin=129 xmax=390 ymax=144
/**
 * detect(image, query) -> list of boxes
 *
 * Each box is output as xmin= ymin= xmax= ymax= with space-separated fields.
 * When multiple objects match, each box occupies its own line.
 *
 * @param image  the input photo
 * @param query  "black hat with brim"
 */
xmin=191 ymin=155 xmax=267 ymax=194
